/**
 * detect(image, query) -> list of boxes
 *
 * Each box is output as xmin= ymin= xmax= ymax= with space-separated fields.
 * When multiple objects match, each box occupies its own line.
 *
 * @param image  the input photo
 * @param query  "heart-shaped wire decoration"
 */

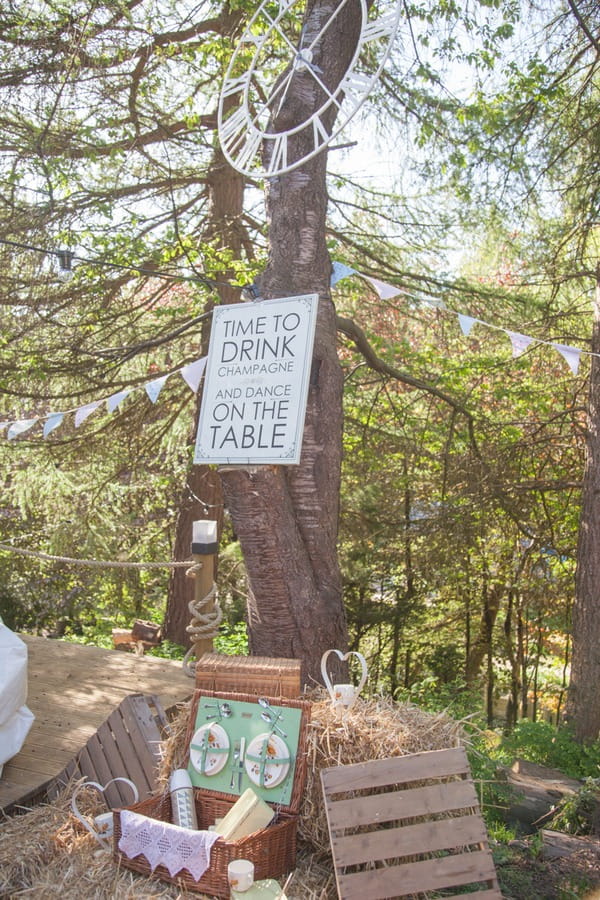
xmin=71 ymin=777 xmax=139 ymax=848
xmin=321 ymin=649 xmax=368 ymax=712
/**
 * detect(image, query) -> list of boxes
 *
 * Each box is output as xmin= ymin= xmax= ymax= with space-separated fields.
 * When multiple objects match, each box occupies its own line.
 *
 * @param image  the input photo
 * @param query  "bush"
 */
xmin=497 ymin=719 xmax=600 ymax=780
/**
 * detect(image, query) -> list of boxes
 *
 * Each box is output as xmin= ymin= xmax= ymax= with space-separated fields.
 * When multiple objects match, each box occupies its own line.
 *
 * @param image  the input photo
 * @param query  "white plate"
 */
xmin=189 ymin=723 xmax=230 ymax=776
xmin=244 ymin=733 xmax=290 ymax=789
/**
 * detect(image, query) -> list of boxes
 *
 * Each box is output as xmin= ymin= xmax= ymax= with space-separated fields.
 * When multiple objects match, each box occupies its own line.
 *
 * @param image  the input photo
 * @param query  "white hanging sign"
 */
xmin=194 ymin=294 xmax=319 ymax=465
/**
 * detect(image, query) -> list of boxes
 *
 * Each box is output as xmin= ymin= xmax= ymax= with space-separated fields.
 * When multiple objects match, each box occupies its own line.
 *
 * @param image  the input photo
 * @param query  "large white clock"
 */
xmin=218 ymin=0 xmax=402 ymax=178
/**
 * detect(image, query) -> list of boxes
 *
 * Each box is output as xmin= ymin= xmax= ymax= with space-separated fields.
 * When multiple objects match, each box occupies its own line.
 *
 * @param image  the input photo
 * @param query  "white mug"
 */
xmin=227 ymin=858 xmax=254 ymax=893
xmin=332 ymin=683 xmax=357 ymax=708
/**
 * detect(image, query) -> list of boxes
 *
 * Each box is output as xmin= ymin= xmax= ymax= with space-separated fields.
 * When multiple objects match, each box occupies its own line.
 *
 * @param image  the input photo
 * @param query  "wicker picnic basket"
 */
xmin=113 ymin=690 xmax=311 ymax=897
xmin=195 ymin=653 xmax=302 ymax=699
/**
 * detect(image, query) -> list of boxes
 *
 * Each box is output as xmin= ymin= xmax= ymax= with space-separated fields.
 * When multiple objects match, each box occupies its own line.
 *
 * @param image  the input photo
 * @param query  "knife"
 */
xmin=230 ymin=740 xmax=240 ymax=789
xmin=238 ymin=737 xmax=246 ymax=793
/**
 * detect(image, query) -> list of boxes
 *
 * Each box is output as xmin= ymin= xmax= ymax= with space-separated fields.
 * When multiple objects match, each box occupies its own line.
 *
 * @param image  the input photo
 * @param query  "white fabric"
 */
xmin=118 ymin=809 xmax=221 ymax=881
xmin=0 ymin=623 xmax=34 ymax=771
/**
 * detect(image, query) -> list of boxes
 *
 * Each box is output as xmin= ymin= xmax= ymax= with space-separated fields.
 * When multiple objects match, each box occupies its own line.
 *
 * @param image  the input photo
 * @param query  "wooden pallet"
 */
xmin=321 ymin=746 xmax=502 ymax=900
xmin=46 ymin=692 xmax=169 ymax=809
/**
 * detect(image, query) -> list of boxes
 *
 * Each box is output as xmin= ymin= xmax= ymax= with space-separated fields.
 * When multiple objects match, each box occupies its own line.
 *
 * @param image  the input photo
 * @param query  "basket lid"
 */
xmin=183 ymin=689 xmax=311 ymax=816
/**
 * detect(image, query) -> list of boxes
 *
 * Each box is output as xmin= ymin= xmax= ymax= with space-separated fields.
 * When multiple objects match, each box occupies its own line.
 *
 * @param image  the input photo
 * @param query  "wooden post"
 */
xmin=191 ymin=520 xmax=219 ymax=660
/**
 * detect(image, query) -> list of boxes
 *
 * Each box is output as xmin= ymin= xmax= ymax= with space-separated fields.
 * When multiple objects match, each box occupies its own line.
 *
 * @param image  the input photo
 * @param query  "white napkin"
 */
xmin=118 ymin=809 xmax=221 ymax=881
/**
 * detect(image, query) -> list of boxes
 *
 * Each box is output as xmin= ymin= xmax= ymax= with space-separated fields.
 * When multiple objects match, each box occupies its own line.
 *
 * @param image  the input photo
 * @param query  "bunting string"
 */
xmin=0 ymin=256 xmax=591 ymax=442
xmin=331 ymin=262 xmax=586 ymax=376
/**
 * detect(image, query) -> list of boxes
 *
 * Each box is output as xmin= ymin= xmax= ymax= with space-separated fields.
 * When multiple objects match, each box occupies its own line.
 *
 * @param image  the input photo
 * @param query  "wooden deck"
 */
xmin=0 ymin=635 xmax=193 ymax=814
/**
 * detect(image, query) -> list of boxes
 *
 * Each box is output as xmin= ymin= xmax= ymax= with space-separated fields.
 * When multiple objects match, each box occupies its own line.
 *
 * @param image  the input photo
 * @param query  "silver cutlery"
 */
xmin=230 ymin=741 xmax=240 ymax=789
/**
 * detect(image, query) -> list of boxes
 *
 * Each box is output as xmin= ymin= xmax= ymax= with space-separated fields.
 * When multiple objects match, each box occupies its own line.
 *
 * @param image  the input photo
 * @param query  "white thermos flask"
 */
xmin=169 ymin=768 xmax=198 ymax=830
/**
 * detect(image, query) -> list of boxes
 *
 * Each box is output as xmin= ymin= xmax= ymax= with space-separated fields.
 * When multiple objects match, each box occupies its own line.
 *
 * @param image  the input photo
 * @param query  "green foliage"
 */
xmin=497 ymin=721 xmax=600 ymax=781
xmin=214 ymin=621 xmax=249 ymax=656
xmin=397 ymin=677 xmax=486 ymax=721
xmin=548 ymin=779 xmax=600 ymax=836
xmin=146 ymin=639 xmax=186 ymax=661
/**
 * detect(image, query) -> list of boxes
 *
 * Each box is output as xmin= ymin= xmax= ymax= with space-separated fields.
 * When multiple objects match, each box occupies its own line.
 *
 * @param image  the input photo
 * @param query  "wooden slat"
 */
xmin=77 ymin=743 xmax=124 ymax=808
xmin=118 ymin=698 xmax=162 ymax=780
xmin=321 ymin=747 xmax=469 ymax=794
xmin=94 ymin=720 xmax=143 ymax=805
xmin=326 ymin=778 xmax=480 ymax=829
xmin=337 ymin=850 xmax=499 ymax=899
xmin=331 ymin=814 xmax=489 ymax=866
xmin=100 ymin=712 xmax=152 ymax=798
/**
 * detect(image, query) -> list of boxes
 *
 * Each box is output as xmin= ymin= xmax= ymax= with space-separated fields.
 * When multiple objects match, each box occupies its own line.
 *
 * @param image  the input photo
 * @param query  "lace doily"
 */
xmin=118 ymin=810 xmax=222 ymax=882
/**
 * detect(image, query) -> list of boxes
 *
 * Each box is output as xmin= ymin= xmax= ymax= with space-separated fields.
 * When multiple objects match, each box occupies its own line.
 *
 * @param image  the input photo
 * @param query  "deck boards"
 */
xmin=0 ymin=634 xmax=193 ymax=813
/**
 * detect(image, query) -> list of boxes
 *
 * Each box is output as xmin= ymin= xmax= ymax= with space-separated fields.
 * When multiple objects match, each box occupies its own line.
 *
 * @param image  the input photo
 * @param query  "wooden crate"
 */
xmin=195 ymin=653 xmax=302 ymax=699
xmin=321 ymin=747 xmax=502 ymax=900
xmin=47 ymin=693 xmax=168 ymax=808
xmin=113 ymin=690 xmax=311 ymax=897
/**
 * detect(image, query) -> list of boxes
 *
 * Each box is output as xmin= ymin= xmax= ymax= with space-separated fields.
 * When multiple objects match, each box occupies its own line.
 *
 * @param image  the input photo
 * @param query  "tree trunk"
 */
xmin=465 ymin=580 xmax=503 ymax=684
xmin=219 ymin=223 xmax=347 ymax=681
xmin=566 ymin=270 xmax=600 ymax=740
xmin=219 ymin=0 xmax=359 ymax=684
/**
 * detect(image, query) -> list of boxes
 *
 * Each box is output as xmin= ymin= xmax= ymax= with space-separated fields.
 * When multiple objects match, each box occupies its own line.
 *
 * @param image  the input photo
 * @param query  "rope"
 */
xmin=182 ymin=561 xmax=223 ymax=678
xmin=0 ymin=541 xmax=192 ymax=569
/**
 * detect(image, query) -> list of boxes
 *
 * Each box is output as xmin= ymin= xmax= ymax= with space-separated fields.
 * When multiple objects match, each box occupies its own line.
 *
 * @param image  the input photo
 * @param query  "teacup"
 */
xmin=227 ymin=858 xmax=254 ymax=893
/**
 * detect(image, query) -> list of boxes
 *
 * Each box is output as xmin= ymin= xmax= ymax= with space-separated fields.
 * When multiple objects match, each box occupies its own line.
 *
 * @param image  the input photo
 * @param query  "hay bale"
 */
xmin=298 ymin=693 xmax=465 ymax=852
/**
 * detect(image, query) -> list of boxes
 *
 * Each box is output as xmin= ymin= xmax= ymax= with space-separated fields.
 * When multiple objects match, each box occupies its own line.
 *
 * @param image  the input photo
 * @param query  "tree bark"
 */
xmin=219 ymin=0 xmax=359 ymax=684
xmin=567 ymin=270 xmax=600 ymax=740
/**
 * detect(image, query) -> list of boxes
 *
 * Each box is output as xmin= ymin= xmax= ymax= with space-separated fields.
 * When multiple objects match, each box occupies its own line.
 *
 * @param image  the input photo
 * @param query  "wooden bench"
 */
xmin=321 ymin=746 xmax=502 ymax=900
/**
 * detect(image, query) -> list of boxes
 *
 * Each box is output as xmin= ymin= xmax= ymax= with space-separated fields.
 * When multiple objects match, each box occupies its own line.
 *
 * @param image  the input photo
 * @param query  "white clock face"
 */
xmin=218 ymin=0 xmax=402 ymax=178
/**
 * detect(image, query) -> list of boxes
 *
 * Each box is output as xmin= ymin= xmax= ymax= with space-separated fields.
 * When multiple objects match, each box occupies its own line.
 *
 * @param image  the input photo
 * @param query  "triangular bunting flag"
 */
xmin=106 ymin=388 xmax=132 ymax=414
xmin=361 ymin=275 xmax=405 ymax=300
xmin=145 ymin=374 xmax=169 ymax=404
xmin=180 ymin=357 xmax=207 ymax=393
xmin=7 ymin=418 xmax=38 ymax=440
xmin=74 ymin=400 xmax=102 ymax=428
xmin=458 ymin=314 xmax=477 ymax=336
xmin=330 ymin=261 xmax=356 ymax=286
xmin=506 ymin=331 xmax=534 ymax=358
xmin=553 ymin=343 xmax=581 ymax=375
xmin=43 ymin=412 xmax=64 ymax=438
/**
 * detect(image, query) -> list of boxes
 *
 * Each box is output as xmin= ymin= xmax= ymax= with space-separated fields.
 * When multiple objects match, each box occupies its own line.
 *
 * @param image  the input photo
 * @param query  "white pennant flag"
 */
xmin=330 ymin=261 xmax=356 ymax=286
xmin=7 ymin=418 xmax=38 ymax=440
xmin=106 ymin=388 xmax=132 ymax=413
xmin=553 ymin=343 xmax=581 ymax=375
xmin=180 ymin=357 xmax=207 ymax=393
xmin=506 ymin=331 xmax=534 ymax=358
xmin=145 ymin=374 xmax=169 ymax=404
xmin=74 ymin=400 xmax=102 ymax=428
xmin=458 ymin=314 xmax=477 ymax=336
xmin=361 ymin=275 xmax=405 ymax=300
xmin=43 ymin=412 xmax=64 ymax=438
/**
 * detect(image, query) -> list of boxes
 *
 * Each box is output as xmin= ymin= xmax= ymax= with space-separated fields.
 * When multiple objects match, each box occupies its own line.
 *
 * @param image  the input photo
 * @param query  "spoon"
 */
xmin=260 ymin=710 xmax=287 ymax=738
xmin=204 ymin=701 xmax=233 ymax=719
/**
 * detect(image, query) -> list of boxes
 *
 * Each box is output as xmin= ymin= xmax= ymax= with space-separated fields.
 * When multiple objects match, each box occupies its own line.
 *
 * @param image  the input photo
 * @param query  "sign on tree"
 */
xmin=194 ymin=294 xmax=318 ymax=465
